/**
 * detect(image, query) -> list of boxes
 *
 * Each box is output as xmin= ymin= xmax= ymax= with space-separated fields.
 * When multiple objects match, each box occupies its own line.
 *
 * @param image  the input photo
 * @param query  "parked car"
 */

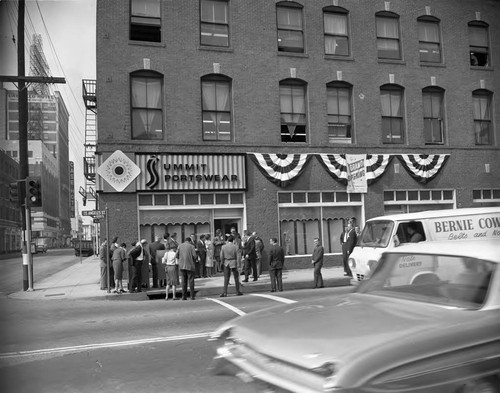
xmin=36 ymin=244 xmax=47 ymax=253
xmin=209 ymin=239 xmax=500 ymax=393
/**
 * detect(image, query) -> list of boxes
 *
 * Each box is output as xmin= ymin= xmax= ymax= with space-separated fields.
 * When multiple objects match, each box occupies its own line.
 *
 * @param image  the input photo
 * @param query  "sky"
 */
xmin=0 ymin=0 xmax=96 ymax=219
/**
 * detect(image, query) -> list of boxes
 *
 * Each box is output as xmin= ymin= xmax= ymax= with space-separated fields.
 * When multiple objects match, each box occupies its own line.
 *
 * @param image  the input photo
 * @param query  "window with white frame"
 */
xmin=130 ymin=0 xmax=161 ymax=42
xmin=375 ymin=11 xmax=401 ymax=60
xmin=200 ymin=0 xmax=229 ymax=47
xmin=323 ymin=6 xmax=349 ymax=56
xmin=280 ymin=79 xmax=307 ymax=143
xmin=380 ymin=84 xmax=405 ymax=144
xmin=468 ymin=21 xmax=490 ymax=67
xmin=201 ymin=75 xmax=232 ymax=141
xmin=276 ymin=1 xmax=304 ymax=53
xmin=423 ymin=86 xmax=445 ymax=144
xmin=384 ymin=189 xmax=455 ymax=215
xmin=131 ymin=71 xmax=163 ymax=140
xmin=473 ymin=189 xmax=500 ymax=204
xmin=327 ymin=81 xmax=353 ymax=143
xmin=418 ymin=16 xmax=441 ymax=63
xmin=278 ymin=191 xmax=362 ymax=255
xmin=472 ymin=89 xmax=493 ymax=145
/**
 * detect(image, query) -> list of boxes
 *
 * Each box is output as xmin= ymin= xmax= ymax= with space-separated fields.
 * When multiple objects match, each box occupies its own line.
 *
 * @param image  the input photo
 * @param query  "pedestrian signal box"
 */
xmin=9 ymin=180 xmax=26 ymax=206
xmin=26 ymin=176 xmax=42 ymax=207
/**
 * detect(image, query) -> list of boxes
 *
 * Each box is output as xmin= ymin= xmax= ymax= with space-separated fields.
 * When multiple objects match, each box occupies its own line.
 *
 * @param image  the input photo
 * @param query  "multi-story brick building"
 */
xmin=96 ymin=0 xmax=499 ymax=267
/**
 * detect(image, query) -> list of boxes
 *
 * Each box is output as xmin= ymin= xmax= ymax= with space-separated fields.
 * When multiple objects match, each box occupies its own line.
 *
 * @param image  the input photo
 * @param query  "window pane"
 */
xmin=201 ymin=0 xmax=228 ymax=23
xmin=325 ymin=36 xmax=349 ymax=55
xmin=132 ymin=0 xmax=160 ymax=17
xmin=277 ymin=7 xmax=302 ymax=30
xmin=418 ymin=21 xmax=439 ymax=42
xmin=419 ymin=42 xmax=441 ymax=62
xmin=469 ymin=25 xmax=488 ymax=47
xmin=201 ymin=23 xmax=229 ymax=46
xmin=324 ymin=13 xmax=347 ymax=34
xmin=278 ymin=30 xmax=304 ymax=52
xmin=377 ymin=17 xmax=399 ymax=38
xmin=377 ymin=38 xmax=400 ymax=59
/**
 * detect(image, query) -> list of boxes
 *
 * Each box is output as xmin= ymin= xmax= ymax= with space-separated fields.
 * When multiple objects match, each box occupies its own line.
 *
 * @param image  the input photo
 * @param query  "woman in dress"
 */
xmin=205 ymin=234 xmax=214 ymax=277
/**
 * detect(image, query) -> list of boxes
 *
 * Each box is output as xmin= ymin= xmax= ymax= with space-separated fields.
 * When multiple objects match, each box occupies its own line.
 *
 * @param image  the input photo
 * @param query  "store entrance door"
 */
xmin=215 ymin=219 xmax=241 ymax=238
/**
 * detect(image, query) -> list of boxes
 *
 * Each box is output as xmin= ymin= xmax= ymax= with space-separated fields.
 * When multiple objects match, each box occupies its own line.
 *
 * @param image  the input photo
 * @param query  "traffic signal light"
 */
xmin=9 ymin=180 xmax=25 ymax=206
xmin=26 ymin=176 xmax=42 ymax=208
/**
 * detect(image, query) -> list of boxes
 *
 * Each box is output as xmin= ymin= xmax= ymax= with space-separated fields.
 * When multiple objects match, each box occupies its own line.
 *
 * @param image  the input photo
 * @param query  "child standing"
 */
xmin=162 ymin=247 xmax=179 ymax=300
xmin=205 ymin=234 xmax=214 ymax=277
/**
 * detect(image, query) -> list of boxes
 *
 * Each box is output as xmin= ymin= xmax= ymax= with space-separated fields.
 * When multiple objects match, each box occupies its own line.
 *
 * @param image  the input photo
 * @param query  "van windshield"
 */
xmin=358 ymin=220 xmax=395 ymax=248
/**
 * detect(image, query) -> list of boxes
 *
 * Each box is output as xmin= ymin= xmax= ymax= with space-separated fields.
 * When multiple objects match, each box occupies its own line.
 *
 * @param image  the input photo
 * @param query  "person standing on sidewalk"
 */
xmin=220 ymin=235 xmax=243 ymax=297
xmin=197 ymin=234 xmax=207 ymax=278
xmin=311 ymin=237 xmax=324 ymax=288
xmin=99 ymin=239 xmax=110 ymax=290
xmin=129 ymin=239 xmax=146 ymax=293
xmin=149 ymin=236 xmax=165 ymax=288
xmin=112 ymin=242 xmax=127 ymax=293
xmin=162 ymin=246 xmax=179 ymax=300
xmin=243 ymin=230 xmax=258 ymax=282
xmin=268 ymin=237 xmax=285 ymax=292
xmin=175 ymin=237 xmax=197 ymax=300
xmin=340 ymin=219 xmax=357 ymax=277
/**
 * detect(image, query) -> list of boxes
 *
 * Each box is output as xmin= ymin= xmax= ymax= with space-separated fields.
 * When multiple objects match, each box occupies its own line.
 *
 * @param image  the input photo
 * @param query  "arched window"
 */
xmin=201 ymin=74 xmax=232 ymax=141
xmin=472 ymin=89 xmax=493 ymax=145
xmin=280 ymin=79 xmax=307 ymax=143
xmin=417 ymin=16 xmax=441 ymax=63
xmin=468 ymin=21 xmax=490 ymax=67
xmin=422 ymin=86 xmax=445 ymax=144
xmin=326 ymin=81 xmax=353 ymax=143
xmin=380 ymin=84 xmax=405 ymax=144
xmin=276 ymin=1 xmax=304 ymax=53
xmin=130 ymin=70 xmax=163 ymax=140
xmin=323 ymin=6 xmax=349 ymax=56
xmin=375 ymin=11 xmax=401 ymax=60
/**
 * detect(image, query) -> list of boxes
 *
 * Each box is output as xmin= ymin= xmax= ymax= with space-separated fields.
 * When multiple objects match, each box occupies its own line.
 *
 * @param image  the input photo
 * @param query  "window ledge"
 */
xmin=277 ymin=52 xmax=309 ymax=59
xmin=324 ymin=54 xmax=354 ymax=62
xmin=198 ymin=46 xmax=234 ymax=53
xmin=129 ymin=40 xmax=166 ymax=48
xmin=420 ymin=62 xmax=446 ymax=68
xmin=470 ymin=66 xmax=494 ymax=71
xmin=377 ymin=59 xmax=406 ymax=65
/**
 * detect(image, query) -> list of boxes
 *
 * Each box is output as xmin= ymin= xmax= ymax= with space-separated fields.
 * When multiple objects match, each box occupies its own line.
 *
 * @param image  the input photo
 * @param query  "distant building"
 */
xmin=0 ymin=88 xmax=72 ymax=248
xmin=95 ymin=0 xmax=499 ymax=267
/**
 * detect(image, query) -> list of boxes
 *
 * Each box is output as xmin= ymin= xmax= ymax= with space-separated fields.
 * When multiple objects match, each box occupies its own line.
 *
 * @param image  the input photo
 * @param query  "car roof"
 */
xmin=366 ymin=207 xmax=500 ymax=222
xmin=384 ymin=239 xmax=500 ymax=262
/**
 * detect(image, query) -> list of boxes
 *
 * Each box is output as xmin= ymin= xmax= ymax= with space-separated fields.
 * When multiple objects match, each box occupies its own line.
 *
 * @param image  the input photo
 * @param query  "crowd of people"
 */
xmin=98 ymin=219 xmax=362 ymax=298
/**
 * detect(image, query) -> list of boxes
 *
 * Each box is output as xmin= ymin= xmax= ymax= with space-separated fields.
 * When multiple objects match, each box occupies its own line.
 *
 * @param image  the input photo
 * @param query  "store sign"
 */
xmin=136 ymin=154 xmax=246 ymax=191
xmin=97 ymin=150 xmax=141 ymax=192
xmin=346 ymin=154 xmax=367 ymax=193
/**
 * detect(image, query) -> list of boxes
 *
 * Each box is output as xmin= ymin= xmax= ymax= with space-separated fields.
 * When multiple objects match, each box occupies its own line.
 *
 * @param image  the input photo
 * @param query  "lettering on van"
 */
xmin=433 ymin=216 xmax=500 ymax=240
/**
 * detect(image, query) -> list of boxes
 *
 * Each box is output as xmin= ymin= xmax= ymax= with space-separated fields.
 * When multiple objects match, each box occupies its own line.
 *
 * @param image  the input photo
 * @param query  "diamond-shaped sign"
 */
xmin=97 ymin=150 xmax=141 ymax=192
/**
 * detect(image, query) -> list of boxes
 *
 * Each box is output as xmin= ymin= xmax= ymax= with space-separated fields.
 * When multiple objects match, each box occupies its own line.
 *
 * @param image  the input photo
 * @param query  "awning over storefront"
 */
xmin=279 ymin=206 xmax=358 ymax=222
xmin=140 ymin=209 xmax=212 ymax=226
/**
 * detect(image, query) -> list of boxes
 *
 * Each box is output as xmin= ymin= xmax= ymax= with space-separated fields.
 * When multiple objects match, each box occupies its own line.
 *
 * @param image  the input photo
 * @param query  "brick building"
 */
xmin=96 ymin=0 xmax=499 ymax=267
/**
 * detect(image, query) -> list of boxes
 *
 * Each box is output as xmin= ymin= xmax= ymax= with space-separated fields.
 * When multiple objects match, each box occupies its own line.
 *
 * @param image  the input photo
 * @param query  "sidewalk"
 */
xmin=8 ymin=256 xmax=351 ymax=301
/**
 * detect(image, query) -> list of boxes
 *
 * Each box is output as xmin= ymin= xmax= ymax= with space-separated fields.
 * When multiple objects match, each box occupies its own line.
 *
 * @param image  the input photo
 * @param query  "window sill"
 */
xmin=377 ymin=59 xmax=406 ymax=65
xmin=470 ymin=66 xmax=494 ymax=71
xmin=324 ymin=54 xmax=354 ymax=62
xmin=420 ymin=62 xmax=446 ymax=68
xmin=277 ymin=52 xmax=309 ymax=59
xmin=129 ymin=40 xmax=166 ymax=48
xmin=329 ymin=138 xmax=353 ymax=144
xmin=198 ymin=46 xmax=233 ymax=53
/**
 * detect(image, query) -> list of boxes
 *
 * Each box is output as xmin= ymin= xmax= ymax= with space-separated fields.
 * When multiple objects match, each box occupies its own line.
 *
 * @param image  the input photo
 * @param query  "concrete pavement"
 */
xmin=8 ymin=255 xmax=351 ymax=301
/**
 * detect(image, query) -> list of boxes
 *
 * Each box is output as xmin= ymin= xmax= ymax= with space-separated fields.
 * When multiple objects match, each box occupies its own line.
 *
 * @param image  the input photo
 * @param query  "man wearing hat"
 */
xmin=129 ymin=239 xmax=147 ymax=292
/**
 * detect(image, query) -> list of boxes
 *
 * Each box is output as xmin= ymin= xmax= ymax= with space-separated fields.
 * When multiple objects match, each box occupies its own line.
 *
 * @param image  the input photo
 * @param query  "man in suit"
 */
xmin=196 ymin=234 xmax=207 ymax=278
xmin=340 ymin=220 xmax=357 ymax=277
xmin=149 ymin=235 xmax=165 ymax=288
xmin=311 ymin=237 xmax=324 ymax=288
xmin=129 ymin=239 xmax=147 ymax=292
xmin=268 ymin=237 xmax=285 ymax=292
xmin=219 ymin=235 xmax=243 ymax=297
xmin=175 ymin=237 xmax=197 ymax=300
xmin=243 ymin=230 xmax=258 ymax=282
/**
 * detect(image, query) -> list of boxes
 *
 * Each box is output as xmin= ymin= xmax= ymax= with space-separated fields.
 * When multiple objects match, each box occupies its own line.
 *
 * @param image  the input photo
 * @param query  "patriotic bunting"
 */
xmin=396 ymin=154 xmax=450 ymax=184
xmin=249 ymin=153 xmax=448 ymax=188
xmin=248 ymin=153 xmax=311 ymax=188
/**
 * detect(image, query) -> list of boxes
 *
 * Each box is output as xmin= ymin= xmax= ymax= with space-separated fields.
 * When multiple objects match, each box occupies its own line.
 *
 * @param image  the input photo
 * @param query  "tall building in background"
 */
xmin=95 ymin=0 xmax=499 ymax=268
xmin=0 ymin=34 xmax=72 ymax=248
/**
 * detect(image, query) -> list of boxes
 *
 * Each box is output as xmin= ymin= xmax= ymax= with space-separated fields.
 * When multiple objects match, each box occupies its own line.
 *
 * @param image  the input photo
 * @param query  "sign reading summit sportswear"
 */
xmin=136 ymin=154 xmax=246 ymax=191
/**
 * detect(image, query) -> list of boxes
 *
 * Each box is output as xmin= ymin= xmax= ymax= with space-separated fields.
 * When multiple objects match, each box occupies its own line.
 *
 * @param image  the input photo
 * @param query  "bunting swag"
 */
xmin=397 ymin=154 xmax=450 ymax=184
xmin=248 ymin=153 xmax=311 ymax=188
xmin=366 ymin=154 xmax=393 ymax=183
xmin=317 ymin=154 xmax=393 ymax=185
xmin=317 ymin=154 xmax=348 ymax=184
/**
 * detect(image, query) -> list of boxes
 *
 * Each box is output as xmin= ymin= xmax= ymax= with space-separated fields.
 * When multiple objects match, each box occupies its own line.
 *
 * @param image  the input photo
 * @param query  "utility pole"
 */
xmin=0 ymin=0 xmax=65 ymax=291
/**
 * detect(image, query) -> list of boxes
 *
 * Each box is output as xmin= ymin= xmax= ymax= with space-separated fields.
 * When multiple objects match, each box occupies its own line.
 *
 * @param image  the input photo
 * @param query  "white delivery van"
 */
xmin=349 ymin=207 xmax=500 ymax=284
